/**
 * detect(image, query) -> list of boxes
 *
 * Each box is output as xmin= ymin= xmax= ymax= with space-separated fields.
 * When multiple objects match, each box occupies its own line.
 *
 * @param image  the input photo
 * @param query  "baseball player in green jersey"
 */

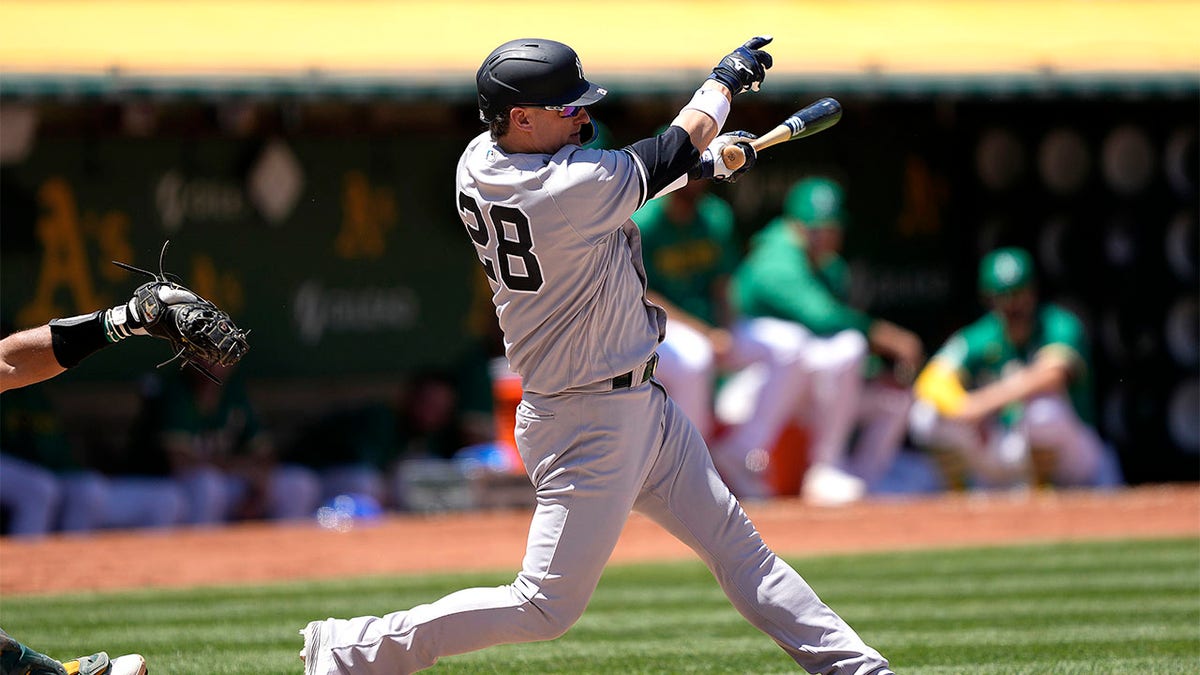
xmin=631 ymin=179 xmax=740 ymax=439
xmin=300 ymin=37 xmax=893 ymax=674
xmin=909 ymin=247 xmax=1121 ymax=488
xmin=720 ymin=177 xmax=923 ymax=505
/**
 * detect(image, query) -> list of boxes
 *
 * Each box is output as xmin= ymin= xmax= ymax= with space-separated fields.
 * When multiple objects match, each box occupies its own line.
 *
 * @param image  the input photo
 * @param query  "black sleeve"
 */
xmin=48 ymin=311 xmax=112 ymax=368
xmin=623 ymin=125 xmax=699 ymax=199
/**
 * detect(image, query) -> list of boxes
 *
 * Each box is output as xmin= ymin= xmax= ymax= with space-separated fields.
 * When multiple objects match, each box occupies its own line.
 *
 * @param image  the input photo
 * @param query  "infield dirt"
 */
xmin=2 ymin=484 xmax=1196 ymax=596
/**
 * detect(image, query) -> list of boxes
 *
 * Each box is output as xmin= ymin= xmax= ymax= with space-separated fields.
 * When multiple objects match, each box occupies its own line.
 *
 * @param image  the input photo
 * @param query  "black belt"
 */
xmin=611 ymin=353 xmax=658 ymax=389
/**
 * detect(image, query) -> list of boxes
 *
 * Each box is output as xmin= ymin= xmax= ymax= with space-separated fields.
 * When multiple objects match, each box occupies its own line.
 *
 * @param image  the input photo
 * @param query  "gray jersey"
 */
xmin=456 ymin=131 xmax=666 ymax=394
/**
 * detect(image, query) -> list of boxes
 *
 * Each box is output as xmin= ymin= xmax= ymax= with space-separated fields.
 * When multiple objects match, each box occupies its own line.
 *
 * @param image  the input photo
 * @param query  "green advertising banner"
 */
xmin=1 ymin=134 xmax=483 ymax=380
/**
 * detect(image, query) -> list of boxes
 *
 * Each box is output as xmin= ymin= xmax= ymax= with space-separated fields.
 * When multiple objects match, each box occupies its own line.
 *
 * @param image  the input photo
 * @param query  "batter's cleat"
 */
xmin=800 ymin=464 xmax=866 ymax=507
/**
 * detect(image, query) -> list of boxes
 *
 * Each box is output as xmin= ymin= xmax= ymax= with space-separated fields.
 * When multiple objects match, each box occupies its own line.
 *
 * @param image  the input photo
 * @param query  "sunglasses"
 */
xmin=541 ymin=105 xmax=584 ymax=118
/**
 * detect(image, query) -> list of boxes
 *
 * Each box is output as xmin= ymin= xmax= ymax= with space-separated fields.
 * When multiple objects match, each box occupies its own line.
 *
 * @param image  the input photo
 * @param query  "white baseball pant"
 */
xmin=710 ymin=319 xmax=870 ymax=493
xmin=909 ymin=393 xmax=1118 ymax=487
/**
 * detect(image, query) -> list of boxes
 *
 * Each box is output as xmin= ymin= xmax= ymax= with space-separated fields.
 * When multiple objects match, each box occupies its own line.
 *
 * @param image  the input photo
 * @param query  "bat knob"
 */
xmin=720 ymin=144 xmax=746 ymax=172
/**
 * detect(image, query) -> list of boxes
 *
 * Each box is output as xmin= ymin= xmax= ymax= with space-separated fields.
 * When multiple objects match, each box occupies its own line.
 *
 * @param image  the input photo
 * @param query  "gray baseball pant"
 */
xmin=306 ymin=380 xmax=892 ymax=675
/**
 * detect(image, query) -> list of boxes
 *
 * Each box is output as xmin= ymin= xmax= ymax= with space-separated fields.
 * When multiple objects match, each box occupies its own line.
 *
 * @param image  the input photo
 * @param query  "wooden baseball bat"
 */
xmin=720 ymin=97 xmax=843 ymax=171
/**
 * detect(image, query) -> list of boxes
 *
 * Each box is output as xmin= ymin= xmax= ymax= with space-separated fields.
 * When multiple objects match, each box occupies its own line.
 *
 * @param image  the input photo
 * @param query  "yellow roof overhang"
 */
xmin=1 ymin=1 xmax=1196 ymax=97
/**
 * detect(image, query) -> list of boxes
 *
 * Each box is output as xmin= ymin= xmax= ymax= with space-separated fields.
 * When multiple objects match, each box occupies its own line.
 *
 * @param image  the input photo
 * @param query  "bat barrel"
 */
xmin=720 ymin=97 xmax=843 ymax=171
xmin=786 ymin=97 xmax=842 ymax=139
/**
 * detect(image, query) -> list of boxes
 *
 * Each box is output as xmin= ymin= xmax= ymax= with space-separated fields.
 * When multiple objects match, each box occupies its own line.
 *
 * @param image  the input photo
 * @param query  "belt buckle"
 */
xmin=611 ymin=353 xmax=657 ymax=390
xmin=641 ymin=353 xmax=658 ymax=383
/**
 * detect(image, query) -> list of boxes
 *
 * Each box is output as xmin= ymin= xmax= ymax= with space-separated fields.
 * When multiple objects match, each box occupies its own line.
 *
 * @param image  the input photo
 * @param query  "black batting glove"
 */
xmin=708 ymin=36 xmax=774 ymax=95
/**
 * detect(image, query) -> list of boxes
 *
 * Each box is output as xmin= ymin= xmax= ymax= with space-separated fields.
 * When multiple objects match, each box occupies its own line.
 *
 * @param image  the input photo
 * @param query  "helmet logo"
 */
xmin=811 ymin=185 xmax=837 ymax=214
xmin=994 ymin=253 xmax=1022 ymax=284
xmin=575 ymin=57 xmax=584 ymax=80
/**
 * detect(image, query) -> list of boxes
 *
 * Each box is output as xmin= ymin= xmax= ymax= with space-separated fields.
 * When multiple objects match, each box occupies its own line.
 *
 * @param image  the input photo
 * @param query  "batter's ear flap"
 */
xmin=579 ymin=120 xmax=595 ymax=145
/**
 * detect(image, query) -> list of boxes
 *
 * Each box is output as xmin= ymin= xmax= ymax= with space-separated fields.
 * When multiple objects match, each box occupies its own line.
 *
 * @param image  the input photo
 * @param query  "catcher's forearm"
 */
xmin=46 ymin=299 xmax=146 ymax=369
xmin=0 ymin=301 xmax=142 ymax=392
xmin=0 ymin=325 xmax=66 ymax=393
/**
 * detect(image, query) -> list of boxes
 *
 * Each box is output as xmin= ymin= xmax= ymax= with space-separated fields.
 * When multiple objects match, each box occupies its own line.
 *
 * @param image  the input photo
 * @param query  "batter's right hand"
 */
xmin=696 ymin=131 xmax=757 ymax=182
xmin=708 ymin=36 xmax=773 ymax=95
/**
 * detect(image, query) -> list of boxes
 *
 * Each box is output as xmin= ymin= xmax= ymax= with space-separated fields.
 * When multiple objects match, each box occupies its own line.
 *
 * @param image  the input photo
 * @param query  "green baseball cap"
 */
xmin=784 ymin=177 xmax=845 ymax=229
xmin=978 ymin=247 xmax=1035 ymax=296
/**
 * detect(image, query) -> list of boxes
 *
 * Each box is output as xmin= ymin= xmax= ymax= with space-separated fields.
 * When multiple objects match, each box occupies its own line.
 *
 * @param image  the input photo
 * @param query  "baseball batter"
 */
xmin=909 ymin=247 xmax=1120 ymax=488
xmin=299 ymin=37 xmax=892 ymax=674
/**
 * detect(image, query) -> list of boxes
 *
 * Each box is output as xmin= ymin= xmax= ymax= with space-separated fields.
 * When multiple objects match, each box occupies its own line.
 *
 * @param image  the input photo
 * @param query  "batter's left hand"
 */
xmin=709 ymin=36 xmax=774 ymax=95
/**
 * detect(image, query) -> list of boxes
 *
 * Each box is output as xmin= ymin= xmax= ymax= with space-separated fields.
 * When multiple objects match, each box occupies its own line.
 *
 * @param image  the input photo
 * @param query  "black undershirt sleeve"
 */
xmin=623 ymin=125 xmax=700 ymax=200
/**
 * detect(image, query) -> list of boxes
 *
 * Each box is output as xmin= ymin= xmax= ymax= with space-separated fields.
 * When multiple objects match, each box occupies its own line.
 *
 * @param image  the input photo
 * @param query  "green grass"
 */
xmin=2 ymin=538 xmax=1197 ymax=674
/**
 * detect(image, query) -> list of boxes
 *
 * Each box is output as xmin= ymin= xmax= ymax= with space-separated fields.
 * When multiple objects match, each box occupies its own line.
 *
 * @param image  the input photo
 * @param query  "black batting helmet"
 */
xmin=476 ymin=39 xmax=608 ymax=123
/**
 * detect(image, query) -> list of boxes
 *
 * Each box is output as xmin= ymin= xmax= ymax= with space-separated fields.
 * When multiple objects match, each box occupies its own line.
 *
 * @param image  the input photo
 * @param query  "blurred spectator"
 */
xmin=721 ymin=177 xmax=924 ymax=505
xmin=0 ymin=314 xmax=187 ymax=538
xmin=395 ymin=370 xmax=474 ymax=461
xmin=285 ymin=369 xmax=489 ymax=513
xmin=285 ymin=402 xmax=395 ymax=508
xmin=909 ymin=247 xmax=1123 ymax=489
xmin=0 ymin=381 xmax=185 ymax=537
xmin=129 ymin=364 xmax=320 ymax=524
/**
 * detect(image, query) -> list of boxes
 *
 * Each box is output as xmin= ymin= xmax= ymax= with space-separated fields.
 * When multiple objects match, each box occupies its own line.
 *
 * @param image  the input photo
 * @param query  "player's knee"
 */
xmin=511 ymin=577 xmax=588 ymax=640
xmin=1023 ymin=395 xmax=1073 ymax=427
xmin=74 ymin=473 xmax=108 ymax=508
xmin=504 ymin=595 xmax=583 ymax=641
xmin=181 ymin=469 xmax=228 ymax=523
xmin=827 ymin=329 xmax=868 ymax=368
xmin=270 ymin=466 xmax=321 ymax=520
xmin=24 ymin=471 xmax=61 ymax=506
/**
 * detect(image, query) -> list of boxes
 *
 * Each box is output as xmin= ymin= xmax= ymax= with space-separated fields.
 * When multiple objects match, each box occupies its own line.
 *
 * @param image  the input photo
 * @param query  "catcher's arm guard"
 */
xmin=113 ymin=241 xmax=250 ymax=384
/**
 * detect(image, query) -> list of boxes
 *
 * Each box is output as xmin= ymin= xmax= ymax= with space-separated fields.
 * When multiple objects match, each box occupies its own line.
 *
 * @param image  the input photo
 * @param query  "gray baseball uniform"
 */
xmin=300 ymin=125 xmax=892 ymax=674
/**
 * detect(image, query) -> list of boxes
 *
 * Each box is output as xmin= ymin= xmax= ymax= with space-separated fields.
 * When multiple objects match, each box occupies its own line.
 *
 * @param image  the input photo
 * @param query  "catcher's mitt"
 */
xmin=114 ymin=241 xmax=250 ymax=383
